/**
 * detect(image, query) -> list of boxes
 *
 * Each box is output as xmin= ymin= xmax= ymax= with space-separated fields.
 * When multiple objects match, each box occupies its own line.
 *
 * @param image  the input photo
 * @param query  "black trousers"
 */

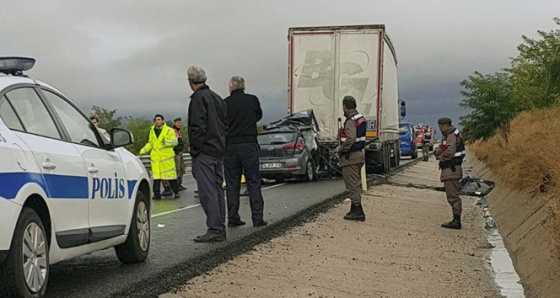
xmin=192 ymin=153 xmax=226 ymax=233
xmin=153 ymin=179 xmax=179 ymax=197
xmin=224 ymin=143 xmax=264 ymax=222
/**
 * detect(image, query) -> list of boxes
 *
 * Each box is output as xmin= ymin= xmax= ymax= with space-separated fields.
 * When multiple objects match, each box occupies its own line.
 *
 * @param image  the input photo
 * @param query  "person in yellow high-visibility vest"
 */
xmin=139 ymin=114 xmax=180 ymax=200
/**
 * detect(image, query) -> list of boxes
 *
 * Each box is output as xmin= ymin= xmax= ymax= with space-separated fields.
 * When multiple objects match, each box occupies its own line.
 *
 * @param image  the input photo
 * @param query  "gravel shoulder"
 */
xmin=161 ymin=158 xmax=500 ymax=298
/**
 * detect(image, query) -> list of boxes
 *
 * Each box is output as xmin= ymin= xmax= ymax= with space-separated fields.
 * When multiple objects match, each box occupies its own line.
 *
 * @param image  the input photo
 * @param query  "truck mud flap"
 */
xmin=365 ymin=150 xmax=381 ymax=174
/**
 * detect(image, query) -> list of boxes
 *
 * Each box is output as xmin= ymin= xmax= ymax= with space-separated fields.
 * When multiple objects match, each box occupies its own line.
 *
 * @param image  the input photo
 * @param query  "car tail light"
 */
xmin=283 ymin=142 xmax=305 ymax=150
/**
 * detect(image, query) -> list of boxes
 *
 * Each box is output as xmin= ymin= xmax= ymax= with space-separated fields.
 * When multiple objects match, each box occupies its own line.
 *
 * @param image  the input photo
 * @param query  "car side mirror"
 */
xmin=110 ymin=128 xmax=134 ymax=148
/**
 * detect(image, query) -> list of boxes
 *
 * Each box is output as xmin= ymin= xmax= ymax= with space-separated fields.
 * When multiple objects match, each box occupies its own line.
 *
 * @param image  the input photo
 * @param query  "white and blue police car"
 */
xmin=0 ymin=57 xmax=152 ymax=297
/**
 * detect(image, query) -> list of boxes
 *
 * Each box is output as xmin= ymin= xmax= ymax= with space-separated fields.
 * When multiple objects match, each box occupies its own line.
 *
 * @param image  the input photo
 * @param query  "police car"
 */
xmin=0 ymin=57 xmax=152 ymax=297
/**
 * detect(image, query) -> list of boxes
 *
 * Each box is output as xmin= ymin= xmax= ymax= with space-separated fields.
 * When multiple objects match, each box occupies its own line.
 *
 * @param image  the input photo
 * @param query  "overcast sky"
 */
xmin=2 ymin=0 xmax=560 ymax=134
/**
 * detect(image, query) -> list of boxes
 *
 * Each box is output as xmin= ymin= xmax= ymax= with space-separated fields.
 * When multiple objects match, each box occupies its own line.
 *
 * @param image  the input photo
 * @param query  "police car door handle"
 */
xmin=42 ymin=160 xmax=57 ymax=170
xmin=88 ymin=164 xmax=99 ymax=174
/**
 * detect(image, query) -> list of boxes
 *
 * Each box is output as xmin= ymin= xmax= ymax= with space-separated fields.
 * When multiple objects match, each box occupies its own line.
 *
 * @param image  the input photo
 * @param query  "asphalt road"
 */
xmin=45 ymin=156 xmax=419 ymax=298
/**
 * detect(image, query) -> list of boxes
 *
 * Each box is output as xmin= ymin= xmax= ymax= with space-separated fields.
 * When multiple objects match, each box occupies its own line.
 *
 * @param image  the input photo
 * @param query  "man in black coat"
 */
xmin=187 ymin=66 xmax=228 ymax=242
xmin=224 ymin=76 xmax=267 ymax=227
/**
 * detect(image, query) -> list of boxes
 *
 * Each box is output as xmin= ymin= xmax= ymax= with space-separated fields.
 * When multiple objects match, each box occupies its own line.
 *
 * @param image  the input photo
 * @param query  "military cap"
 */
xmin=437 ymin=117 xmax=452 ymax=124
xmin=342 ymin=95 xmax=357 ymax=109
xmin=173 ymin=117 xmax=182 ymax=122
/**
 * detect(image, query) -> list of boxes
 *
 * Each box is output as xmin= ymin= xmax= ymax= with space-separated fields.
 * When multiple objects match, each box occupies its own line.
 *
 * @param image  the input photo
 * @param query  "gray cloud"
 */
xmin=1 ymin=0 xmax=559 ymax=128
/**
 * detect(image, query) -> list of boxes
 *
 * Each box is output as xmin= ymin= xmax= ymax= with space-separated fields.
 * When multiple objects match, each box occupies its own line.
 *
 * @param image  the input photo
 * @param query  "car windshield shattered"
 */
xmin=258 ymin=132 xmax=297 ymax=145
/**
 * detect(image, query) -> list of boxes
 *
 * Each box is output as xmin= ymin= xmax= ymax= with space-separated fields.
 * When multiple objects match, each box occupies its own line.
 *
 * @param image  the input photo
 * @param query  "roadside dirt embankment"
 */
xmin=469 ymin=105 xmax=560 ymax=297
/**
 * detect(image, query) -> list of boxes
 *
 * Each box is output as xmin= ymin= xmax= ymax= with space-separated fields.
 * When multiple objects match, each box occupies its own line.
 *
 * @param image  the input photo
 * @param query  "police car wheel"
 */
xmin=115 ymin=190 xmax=150 ymax=264
xmin=0 ymin=207 xmax=49 ymax=298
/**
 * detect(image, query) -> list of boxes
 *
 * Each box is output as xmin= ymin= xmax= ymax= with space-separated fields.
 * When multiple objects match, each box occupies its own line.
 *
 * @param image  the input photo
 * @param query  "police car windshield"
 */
xmin=258 ymin=132 xmax=296 ymax=145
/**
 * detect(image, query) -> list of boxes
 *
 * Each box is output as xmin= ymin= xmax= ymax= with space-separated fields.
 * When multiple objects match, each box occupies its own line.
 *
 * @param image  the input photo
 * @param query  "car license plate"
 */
xmin=261 ymin=163 xmax=282 ymax=169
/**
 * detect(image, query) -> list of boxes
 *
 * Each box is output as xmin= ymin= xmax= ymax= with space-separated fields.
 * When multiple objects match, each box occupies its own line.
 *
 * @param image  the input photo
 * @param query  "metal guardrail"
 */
xmin=139 ymin=153 xmax=192 ymax=171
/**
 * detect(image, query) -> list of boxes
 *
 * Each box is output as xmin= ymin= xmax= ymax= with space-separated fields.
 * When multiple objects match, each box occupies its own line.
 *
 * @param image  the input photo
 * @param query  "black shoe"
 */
xmin=345 ymin=203 xmax=356 ymax=217
xmin=179 ymin=185 xmax=187 ymax=191
xmin=441 ymin=215 xmax=462 ymax=230
xmin=228 ymin=219 xmax=246 ymax=227
xmin=195 ymin=230 xmax=226 ymax=238
xmin=253 ymin=219 xmax=268 ymax=227
xmin=161 ymin=189 xmax=173 ymax=197
xmin=174 ymin=193 xmax=180 ymax=199
xmin=193 ymin=232 xmax=225 ymax=243
xmin=344 ymin=203 xmax=366 ymax=221
xmin=152 ymin=195 xmax=161 ymax=200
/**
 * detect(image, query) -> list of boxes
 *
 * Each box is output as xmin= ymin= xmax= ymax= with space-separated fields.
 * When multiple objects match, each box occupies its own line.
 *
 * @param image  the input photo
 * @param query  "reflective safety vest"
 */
xmin=139 ymin=124 xmax=178 ymax=180
xmin=422 ymin=133 xmax=432 ymax=144
xmin=339 ymin=113 xmax=367 ymax=152
xmin=440 ymin=128 xmax=466 ymax=164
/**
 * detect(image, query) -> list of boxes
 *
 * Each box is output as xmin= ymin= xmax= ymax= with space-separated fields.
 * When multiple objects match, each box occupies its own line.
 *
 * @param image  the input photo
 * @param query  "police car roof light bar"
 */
xmin=0 ymin=57 xmax=36 ymax=76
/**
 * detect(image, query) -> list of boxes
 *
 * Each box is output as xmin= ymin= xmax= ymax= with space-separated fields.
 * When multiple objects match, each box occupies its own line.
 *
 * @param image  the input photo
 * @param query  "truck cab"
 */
xmin=399 ymin=121 xmax=417 ymax=159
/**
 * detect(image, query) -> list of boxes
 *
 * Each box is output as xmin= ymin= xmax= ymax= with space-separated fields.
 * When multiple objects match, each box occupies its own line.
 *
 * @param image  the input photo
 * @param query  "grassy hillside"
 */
xmin=469 ymin=104 xmax=560 ymax=251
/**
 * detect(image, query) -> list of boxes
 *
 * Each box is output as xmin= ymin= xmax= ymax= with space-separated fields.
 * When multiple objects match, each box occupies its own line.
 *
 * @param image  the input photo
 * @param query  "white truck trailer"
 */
xmin=288 ymin=24 xmax=404 ymax=174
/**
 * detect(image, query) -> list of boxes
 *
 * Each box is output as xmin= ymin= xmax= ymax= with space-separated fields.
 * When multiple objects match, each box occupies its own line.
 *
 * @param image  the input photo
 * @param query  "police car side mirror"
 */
xmin=110 ymin=128 xmax=134 ymax=148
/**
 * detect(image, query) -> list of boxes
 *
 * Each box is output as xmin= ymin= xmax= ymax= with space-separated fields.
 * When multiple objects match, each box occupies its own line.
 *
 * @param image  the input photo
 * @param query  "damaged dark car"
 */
xmin=259 ymin=110 xmax=339 ymax=182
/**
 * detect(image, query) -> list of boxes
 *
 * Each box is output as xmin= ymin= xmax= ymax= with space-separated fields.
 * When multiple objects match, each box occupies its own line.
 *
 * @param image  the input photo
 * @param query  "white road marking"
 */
xmin=261 ymin=183 xmax=287 ymax=190
xmin=151 ymin=183 xmax=287 ymax=218
xmin=152 ymin=204 xmax=200 ymax=218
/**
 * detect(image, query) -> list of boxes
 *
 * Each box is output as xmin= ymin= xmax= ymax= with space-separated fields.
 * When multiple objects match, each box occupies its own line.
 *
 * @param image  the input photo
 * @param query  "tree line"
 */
xmin=90 ymin=105 xmax=265 ymax=155
xmin=459 ymin=17 xmax=560 ymax=143
xmin=90 ymin=105 xmax=189 ymax=155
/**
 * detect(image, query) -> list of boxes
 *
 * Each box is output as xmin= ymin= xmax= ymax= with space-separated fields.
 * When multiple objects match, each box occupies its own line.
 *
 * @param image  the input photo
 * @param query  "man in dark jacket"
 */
xmin=224 ymin=76 xmax=267 ymax=228
xmin=172 ymin=118 xmax=186 ymax=190
xmin=162 ymin=117 xmax=187 ymax=195
xmin=187 ymin=66 xmax=228 ymax=242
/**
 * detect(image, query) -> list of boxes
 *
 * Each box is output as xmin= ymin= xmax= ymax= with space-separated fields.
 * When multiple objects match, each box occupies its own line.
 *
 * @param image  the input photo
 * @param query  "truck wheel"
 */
xmin=390 ymin=143 xmax=399 ymax=167
xmin=115 ymin=190 xmax=150 ymax=264
xmin=396 ymin=143 xmax=401 ymax=166
xmin=411 ymin=145 xmax=418 ymax=159
xmin=303 ymin=160 xmax=316 ymax=182
xmin=382 ymin=144 xmax=390 ymax=174
xmin=1 ymin=207 xmax=49 ymax=298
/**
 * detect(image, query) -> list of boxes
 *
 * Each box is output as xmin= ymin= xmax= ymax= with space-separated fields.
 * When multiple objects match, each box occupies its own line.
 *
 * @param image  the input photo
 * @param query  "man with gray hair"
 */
xmin=187 ymin=66 xmax=229 ymax=242
xmin=224 ymin=76 xmax=267 ymax=227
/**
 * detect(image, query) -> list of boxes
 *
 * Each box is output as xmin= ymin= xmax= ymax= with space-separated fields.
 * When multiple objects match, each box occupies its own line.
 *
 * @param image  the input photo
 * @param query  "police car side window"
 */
xmin=0 ymin=96 xmax=24 ymax=131
xmin=42 ymin=91 xmax=101 ymax=148
xmin=5 ymin=88 xmax=61 ymax=139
